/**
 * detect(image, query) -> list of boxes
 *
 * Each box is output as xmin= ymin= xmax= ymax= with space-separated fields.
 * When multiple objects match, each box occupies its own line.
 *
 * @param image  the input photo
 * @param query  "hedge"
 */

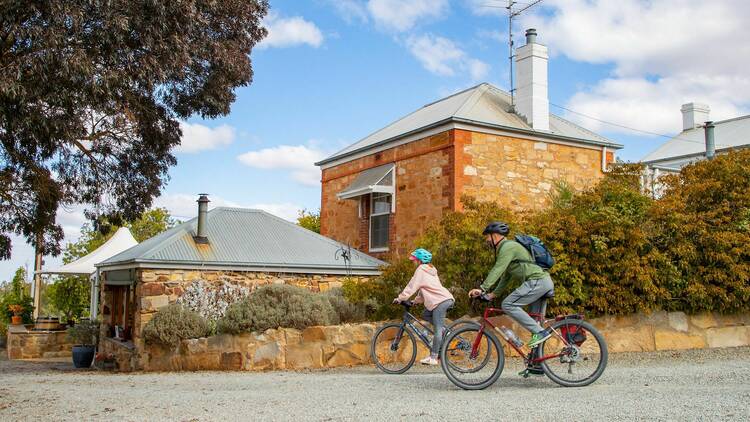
xmin=344 ymin=149 xmax=750 ymax=319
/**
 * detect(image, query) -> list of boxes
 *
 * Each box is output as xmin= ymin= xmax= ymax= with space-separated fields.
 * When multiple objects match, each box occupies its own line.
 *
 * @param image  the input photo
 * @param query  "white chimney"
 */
xmin=514 ymin=28 xmax=549 ymax=131
xmin=680 ymin=103 xmax=710 ymax=131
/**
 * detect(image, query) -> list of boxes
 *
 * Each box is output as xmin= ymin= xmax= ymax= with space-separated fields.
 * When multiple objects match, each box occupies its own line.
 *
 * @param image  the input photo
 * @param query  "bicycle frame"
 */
xmin=472 ymin=306 xmax=574 ymax=365
xmin=394 ymin=308 xmax=434 ymax=349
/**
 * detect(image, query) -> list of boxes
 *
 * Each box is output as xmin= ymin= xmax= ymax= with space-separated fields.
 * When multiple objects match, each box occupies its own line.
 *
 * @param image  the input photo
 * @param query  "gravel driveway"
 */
xmin=2 ymin=347 xmax=749 ymax=421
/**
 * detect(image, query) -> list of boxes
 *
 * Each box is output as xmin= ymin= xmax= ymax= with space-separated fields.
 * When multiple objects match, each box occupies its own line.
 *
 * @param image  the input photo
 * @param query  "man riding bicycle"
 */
xmin=468 ymin=222 xmax=554 ymax=372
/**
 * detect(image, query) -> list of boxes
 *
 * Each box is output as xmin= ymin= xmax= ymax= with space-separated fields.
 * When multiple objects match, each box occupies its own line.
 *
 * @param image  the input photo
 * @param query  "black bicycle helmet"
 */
xmin=483 ymin=221 xmax=510 ymax=236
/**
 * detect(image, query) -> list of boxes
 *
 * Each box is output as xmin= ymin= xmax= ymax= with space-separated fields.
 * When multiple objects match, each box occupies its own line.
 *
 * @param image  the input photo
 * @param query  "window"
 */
xmin=370 ymin=193 xmax=391 ymax=251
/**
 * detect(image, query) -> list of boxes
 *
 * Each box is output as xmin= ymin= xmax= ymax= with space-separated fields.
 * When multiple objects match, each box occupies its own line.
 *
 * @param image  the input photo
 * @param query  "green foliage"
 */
xmin=47 ymin=277 xmax=90 ymax=324
xmin=142 ymin=305 xmax=210 ymax=348
xmin=0 ymin=319 xmax=7 ymax=340
xmin=322 ymin=287 xmax=367 ymax=324
xmin=297 ymin=209 xmax=321 ymax=234
xmin=0 ymin=267 xmax=34 ymax=324
xmin=356 ymin=151 xmax=750 ymax=319
xmin=0 ymin=1 xmax=269 ymax=259
xmin=218 ymin=284 xmax=336 ymax=334
xmin=48 ymin=208 xmax=176 ymax=320
xmin=528 ymin=164 xmax=671 ymax=316
xmin=649 ymin=150 xmax=750 ymax=312
xmin=66 ymin=319 xmax=100 ymax=346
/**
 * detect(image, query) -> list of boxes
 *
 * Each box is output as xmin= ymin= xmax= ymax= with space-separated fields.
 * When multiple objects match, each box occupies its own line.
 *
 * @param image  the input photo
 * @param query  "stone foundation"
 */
xmin=132 ymin=310 xmax=750 ymax=372
xmin=99 ymin=337 xmax=138 ymax=372
xmin=6 ymin=325 xmax=73 ymax=360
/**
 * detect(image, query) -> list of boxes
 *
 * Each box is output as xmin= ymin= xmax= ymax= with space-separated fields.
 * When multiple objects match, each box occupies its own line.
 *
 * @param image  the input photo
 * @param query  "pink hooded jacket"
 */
xmin=397 ymin=264 xmax=454 ymax=311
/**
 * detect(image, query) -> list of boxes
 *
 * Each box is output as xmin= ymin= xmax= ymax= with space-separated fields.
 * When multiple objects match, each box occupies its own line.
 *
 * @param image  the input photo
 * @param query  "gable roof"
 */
xmin=642 ymin=114 xmax=750 ymax=164
xmin=97 ymin=207 xmax=385 ymax=275
xmin=317 ymin=83 xmax=622 ymax=166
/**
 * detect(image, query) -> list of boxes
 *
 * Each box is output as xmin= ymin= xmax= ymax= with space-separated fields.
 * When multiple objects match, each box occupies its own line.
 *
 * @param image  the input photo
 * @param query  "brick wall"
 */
xmin=320 ymin=128 xmax=614 ymax=257
xmin=321 ymin=131 xmax=454 ymax=257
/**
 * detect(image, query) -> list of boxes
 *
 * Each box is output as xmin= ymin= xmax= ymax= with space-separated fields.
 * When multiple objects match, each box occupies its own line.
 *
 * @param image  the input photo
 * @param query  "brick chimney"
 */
xmin=515 ymin=28 xmax=549 ymax=131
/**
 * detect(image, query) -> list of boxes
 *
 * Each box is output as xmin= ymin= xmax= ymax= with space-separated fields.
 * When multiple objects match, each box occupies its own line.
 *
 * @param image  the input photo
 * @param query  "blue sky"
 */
xmin=3 ymin=0 xmax=749 ymax=280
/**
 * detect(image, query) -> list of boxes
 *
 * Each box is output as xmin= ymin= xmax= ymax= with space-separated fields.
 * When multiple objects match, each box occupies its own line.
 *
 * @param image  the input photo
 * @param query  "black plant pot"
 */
xmin=72 ymin=345 xmax=95 ymax=368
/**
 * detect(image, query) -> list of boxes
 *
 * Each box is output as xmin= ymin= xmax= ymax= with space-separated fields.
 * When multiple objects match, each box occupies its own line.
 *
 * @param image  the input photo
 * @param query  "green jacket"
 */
xmin=480 ymin=239 xmax=547 ymax=295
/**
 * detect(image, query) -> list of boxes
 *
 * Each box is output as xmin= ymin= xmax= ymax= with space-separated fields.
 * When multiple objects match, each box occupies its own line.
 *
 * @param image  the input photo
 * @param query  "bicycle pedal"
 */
xmin=518 ymin=369 xmax=530 ymax=378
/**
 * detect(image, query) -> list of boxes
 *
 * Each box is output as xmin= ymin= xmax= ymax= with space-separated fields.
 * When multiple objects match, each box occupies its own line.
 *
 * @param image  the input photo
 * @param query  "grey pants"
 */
xmin=423 ymin=299 xmax=454 ymax=356
xmin=501 ymin=275 xmax=554 ymax=334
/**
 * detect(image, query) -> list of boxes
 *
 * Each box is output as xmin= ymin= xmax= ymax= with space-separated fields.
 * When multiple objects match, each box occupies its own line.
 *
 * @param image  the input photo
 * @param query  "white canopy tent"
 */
xmin=38 ymin=227 xmax=138 ymax=318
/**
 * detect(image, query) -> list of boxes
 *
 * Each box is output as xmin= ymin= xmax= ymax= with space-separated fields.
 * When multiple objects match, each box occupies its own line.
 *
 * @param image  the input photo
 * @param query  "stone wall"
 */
xmin=320 ymin=128 xmax=615 ymax=257
xmin=135 ymin=310 xmax=750 ymax=372
xmin=99 ymin=337 xmax=138 ymax=372
xmin=143 ymin=324 xmax=386 ymax=372
xmin=461 ymin=130 xmax=613 ymax=211
xmin=6 ymin=325 xmax=73 ymax=360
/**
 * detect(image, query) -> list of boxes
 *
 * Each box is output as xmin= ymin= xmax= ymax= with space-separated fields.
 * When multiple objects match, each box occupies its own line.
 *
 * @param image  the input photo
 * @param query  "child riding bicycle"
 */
xmin=393 ymin=248 xmax=454 ymax=366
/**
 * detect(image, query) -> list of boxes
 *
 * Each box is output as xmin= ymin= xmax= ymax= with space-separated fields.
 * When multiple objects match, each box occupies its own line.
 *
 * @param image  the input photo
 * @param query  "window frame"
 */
xmin=369 ymin=192 xmax=391 ymax=252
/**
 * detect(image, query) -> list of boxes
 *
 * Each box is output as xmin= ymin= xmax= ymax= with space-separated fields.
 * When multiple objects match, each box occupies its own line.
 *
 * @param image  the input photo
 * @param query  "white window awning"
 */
xmin=337 ymin=164 xmax=395 ymax=200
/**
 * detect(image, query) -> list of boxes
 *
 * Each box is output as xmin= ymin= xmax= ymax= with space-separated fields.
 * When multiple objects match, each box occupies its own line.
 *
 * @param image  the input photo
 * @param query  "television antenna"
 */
xmin=483 ymin=0 xmax=545 ymax=109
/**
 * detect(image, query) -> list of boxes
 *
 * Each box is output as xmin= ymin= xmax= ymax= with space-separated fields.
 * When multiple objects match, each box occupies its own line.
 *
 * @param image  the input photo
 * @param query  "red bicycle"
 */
xmin=440 ymin=293 xmax=608 ymax=389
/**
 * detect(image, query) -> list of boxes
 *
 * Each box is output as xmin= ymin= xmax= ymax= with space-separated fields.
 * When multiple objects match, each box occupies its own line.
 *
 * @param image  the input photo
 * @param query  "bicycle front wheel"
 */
xmin=371 ymin=322 xmax=417 ymax=374
xmin=538 ymin=319 xmax=608 ymax=387
xmin=440 ymin=326 xmax=504 ymax=390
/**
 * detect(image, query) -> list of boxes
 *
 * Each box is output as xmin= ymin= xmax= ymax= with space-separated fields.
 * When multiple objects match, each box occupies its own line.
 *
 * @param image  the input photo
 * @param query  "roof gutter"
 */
xmin=316 ymin=117 xmax=623 ymax=167
xmin=96 ymin=259 xmax=385 ymax=276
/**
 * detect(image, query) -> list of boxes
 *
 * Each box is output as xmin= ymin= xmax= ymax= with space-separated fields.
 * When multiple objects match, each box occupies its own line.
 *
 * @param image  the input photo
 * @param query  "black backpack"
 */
xmin=513 ymin=234 xmax=555 ymax=270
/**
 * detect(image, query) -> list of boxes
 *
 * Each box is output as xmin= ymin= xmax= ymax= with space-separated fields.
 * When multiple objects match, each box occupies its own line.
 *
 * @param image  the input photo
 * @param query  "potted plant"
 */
xmin=8 ymin=305 xmax=24 ymax=325
xmin=67 ymin=319 xmax=100 ymax=368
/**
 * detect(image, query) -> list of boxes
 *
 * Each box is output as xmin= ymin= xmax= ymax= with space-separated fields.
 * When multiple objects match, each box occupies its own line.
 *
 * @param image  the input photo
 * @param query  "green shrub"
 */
xmin=323 ymin=287 xmax=367 ymax=324
xmin=67 ymin=319 xmax=100 ymax=346
xmin=218 ymin=284 xmax=336 ymax=334
xmin=649 ymin=149 xmax=750 ymax=312
xmin=354 ymin=151 xmax=750 ymax=319
xmin=47 ymin=276 xmax=89 ymax=324
xmin=0 ymin=319 xmax=7 ymax=340
xmin=142 ymin=305 xmax=210 ymax=348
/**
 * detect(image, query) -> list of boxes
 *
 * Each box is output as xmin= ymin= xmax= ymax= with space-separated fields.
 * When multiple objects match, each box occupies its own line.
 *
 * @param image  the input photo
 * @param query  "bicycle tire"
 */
xmin=443 ymin=320 xmax=491 ymax=373
xmin=371 ymin=322 xmax=417 ymax=374
xmin=539 ymin=319 xmax=608 ymax=387
xmin=440 ymin=325 xmax=504 ymax=390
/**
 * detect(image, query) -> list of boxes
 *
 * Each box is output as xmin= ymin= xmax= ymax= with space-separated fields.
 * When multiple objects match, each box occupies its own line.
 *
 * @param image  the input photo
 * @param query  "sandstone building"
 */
xmin=95 ymin=196 xmax=382 ymax=370
xmin=316 ymin=30 xmax=623 ymax=258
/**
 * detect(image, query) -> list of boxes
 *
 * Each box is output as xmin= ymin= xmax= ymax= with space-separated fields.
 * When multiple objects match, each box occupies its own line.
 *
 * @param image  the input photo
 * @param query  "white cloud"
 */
xmin=154 ymin=193 xmax=301 ymax=222
xmin=176 ymin=122 xmax=235 ymax=153
xmin=326 ymin=0 xmax=369 ymax=23
xmin=258 ymin=12 xmax=324 ymax=49
xmin=406 ymin=34 xmax=489 ymax=81
xmin=367 ymin=0 xmax=449 ymax=32
xmin=519 ymin=0 xmax=750 ymax=134
xmin=565 ymin=76 xmax=748 ymax=135
xmin=465 ymin=0 xmax=505 ymax=16
xmin=237 ymin=144 xmax=326 ymax=187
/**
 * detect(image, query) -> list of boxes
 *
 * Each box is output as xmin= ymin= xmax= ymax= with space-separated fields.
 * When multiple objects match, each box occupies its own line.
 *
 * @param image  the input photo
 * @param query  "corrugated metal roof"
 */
xmin=318 ymin=83 xmax=621 ymax=165
xmin=338 ymin=163 xmax=394 ymax=199
xmin=642 ymin=114 xmax=750 ymax=164
xmin=97 ymin=207 xmax=385 ymax=274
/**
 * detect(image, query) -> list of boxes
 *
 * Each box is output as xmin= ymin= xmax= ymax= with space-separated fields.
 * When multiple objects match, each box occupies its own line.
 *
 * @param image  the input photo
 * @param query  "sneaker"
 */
xmin=518 ymin=366 xmax=545 ymax=377
xmin=420 ymin=356 xmax=439 ymax=366
xmin=528 ymin=329 xmax=552 ymax=348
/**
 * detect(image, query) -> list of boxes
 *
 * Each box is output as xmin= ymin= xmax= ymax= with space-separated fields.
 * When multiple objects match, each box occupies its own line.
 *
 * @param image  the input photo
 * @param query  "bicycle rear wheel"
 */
xmin=538 ymin=319 xmax=608 ymax=387
xmin=371 ymin=322 xmax=417 ymax=374
xmin=440 ymin=326 xmax=504 ymax=390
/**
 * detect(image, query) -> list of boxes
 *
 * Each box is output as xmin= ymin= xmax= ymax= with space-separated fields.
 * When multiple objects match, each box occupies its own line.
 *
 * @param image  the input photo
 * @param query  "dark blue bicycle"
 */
xmin=371 ymin=301 xmax=484 ymax=374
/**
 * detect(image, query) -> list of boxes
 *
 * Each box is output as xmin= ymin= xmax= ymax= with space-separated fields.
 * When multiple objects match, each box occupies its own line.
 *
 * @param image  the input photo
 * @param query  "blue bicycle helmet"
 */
xmin=410 ymin=248 xmax=433 ymax=264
